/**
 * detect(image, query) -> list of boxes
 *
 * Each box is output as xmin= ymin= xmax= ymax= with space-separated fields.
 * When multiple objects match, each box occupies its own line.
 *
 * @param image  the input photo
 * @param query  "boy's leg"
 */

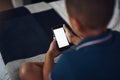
xmin=19 ymin=62 xmax=44 ymax=80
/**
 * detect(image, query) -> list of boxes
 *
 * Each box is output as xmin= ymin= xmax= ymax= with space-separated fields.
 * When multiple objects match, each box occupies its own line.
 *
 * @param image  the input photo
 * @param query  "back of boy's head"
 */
xmin=66 ymin=0 xmax=115 ymax=30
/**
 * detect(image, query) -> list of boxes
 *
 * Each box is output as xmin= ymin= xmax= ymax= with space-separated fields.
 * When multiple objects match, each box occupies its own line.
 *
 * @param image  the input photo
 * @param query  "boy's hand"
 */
xmin=63 ymin=24 xmax=82 ymax=45
xmin=47 ymin=38 xmax=61 ymax=58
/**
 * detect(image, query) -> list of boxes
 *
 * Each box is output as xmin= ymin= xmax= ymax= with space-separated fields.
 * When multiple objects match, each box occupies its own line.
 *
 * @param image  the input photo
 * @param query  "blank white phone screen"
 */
xmin=53 ymin=27 xmax=69 ymax=48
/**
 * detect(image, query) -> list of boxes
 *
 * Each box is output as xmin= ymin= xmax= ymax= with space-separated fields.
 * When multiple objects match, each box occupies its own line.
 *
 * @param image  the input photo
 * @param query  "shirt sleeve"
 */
xmin=50 ymin=53 xmax=75 ymax=80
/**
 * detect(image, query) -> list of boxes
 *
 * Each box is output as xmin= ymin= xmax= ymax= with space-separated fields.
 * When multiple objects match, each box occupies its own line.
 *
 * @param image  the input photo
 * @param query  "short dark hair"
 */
xmin=66 ymin=0 xmax=115 ymax=30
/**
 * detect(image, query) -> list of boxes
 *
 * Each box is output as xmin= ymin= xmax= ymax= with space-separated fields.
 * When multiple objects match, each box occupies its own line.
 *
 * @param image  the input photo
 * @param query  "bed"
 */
xmin=0 ymin=0 xmax=119 ymax=80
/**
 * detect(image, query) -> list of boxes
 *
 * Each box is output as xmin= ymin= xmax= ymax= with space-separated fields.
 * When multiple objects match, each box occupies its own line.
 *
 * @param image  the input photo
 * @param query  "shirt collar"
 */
xmin=76 ymin=29 xmax=113 ymax=50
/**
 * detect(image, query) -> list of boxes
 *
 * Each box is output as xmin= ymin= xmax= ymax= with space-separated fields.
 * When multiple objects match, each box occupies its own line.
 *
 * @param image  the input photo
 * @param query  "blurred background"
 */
xmin=0 ymin=0 xmax=60 ymax=12
xmin=0 ymin=0 xmax=13 ymax=11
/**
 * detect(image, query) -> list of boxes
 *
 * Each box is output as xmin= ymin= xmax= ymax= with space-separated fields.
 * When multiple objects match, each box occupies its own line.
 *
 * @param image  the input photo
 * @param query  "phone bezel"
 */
xmin=52 ymin=25 xmax=70 ymax=51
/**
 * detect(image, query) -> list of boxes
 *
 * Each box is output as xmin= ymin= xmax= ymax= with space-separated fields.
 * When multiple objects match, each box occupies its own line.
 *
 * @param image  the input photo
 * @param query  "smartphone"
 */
xmin=52 ymin=26 xmax=70 ymax=50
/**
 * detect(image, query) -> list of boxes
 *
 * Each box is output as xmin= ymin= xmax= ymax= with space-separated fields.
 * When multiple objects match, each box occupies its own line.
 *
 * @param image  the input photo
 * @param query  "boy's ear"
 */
xmin=70 ymin=17 xmax=81 ymax=31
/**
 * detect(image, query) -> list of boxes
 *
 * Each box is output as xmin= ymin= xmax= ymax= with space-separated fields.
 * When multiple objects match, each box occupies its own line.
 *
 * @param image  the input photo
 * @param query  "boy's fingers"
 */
xmin=52 ymin=37 xmax=56 ymax=43
xmin=63 ymin=24 xmax=69 ymax=32
xmin=63 ymin=24 xmax=73 ymax=35
xmin=53 ymin=37 xmax=56 ymax=40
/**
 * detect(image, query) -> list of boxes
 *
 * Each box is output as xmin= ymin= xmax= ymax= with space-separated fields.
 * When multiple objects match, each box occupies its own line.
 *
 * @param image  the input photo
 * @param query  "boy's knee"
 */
xmin=19 ymin=62 xmax=33 ymax=78
xmin=19 ymin=62 xmax=43 ymax=80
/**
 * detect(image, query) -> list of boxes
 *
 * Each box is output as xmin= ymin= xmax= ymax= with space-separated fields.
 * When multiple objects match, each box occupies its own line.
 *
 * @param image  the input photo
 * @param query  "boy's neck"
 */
xmin=79 ymin=28 xmax=107 ymax=39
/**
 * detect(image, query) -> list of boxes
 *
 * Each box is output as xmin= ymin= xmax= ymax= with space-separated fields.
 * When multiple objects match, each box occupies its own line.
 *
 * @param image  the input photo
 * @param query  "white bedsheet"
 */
xmin=0 ymin=53 xmax=10 ymax=80
xmin=25 ymin=2 xmax=52 ymax=13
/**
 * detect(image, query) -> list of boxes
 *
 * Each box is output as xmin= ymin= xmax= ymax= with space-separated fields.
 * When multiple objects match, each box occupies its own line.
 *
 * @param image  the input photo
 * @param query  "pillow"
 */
xmin=0 ymin=6 xmax=69 ymax=80
xmin=0 ymin=7 xmax=51 ymax=64
xmin=0 ymin=7 xmax=51 ymax=80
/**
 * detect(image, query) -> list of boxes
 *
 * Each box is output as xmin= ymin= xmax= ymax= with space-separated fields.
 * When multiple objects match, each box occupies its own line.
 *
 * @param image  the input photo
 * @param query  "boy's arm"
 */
xmin=43 ymin=38 xmax=61 ymax=80
xmin=43 ymin=52 xmax=55 ymax=80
